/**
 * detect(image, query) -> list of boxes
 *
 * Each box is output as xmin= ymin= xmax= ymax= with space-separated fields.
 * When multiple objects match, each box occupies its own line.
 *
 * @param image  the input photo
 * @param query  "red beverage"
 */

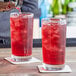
xmin=10 ymin=12 xmax=33 ymax=61
xmin=42 ymin=18 xmax=66 ymax=70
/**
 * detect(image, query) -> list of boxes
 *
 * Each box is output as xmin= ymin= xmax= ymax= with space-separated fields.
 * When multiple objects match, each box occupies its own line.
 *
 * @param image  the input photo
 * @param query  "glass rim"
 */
xmin=42 ymin=17 xmax=66 ymax=21
xmin=42 ymin=17 xmax=66 ymax=25
xmin=42 ymin=17 xmax=66 ymax=20
xmin=10 ymin=12 xmax=34 ymax=18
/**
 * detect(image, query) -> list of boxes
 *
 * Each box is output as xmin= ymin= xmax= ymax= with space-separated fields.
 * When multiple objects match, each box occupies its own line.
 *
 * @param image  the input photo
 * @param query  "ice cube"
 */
xmin=43 ymin=39 xmax=48 ymax=44
xmin=43 ymin=44 xmax=51 ymax=51
xmin=10 ymin=12 xmax=19 ymax=18
xmin=14 ymin=18 xmax=20 ymax=27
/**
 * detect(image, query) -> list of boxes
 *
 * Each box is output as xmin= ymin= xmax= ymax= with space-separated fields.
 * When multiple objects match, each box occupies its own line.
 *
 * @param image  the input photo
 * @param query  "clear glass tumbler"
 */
xmin=42 ymin=18 xmax=66 ymax=70
xmin=10 ymin=12 xmax=34 ymax=62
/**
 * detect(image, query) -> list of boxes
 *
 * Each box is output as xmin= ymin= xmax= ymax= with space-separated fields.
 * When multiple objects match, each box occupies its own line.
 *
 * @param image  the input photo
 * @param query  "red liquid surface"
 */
xmin=10 ymin=14 xmax=33 ymax=56
xmin=42 ymin=22 xmax=66 ymax=65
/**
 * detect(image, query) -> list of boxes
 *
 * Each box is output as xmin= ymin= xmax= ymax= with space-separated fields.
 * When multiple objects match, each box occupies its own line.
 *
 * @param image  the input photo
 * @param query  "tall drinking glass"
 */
xmin=10 ymin=12 xmax=33 ymax=61
xmin=42 ymin=18 xmax=66 ymax=70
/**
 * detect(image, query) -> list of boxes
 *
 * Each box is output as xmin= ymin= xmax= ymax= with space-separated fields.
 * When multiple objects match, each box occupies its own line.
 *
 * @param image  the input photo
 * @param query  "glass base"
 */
xmin=11 ymin=55 xmax=32 ymax=62
xmin=43 ymin=63 xmax=65 ymax=71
